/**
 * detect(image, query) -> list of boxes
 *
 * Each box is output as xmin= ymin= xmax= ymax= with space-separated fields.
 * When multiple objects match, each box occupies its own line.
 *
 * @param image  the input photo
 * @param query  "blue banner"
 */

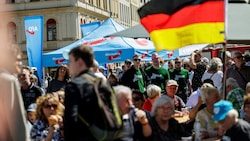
xmin=81 ymin=21 xmax=101 ymax=37
xmin=24 ymin=15 xmax=43 ymax=85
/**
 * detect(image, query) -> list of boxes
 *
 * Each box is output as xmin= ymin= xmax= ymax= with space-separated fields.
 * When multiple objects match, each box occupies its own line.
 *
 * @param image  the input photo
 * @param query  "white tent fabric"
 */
xmin=107 ymin=24 xmax=149 ymax=38
xmin=227 ymin=4 xmax=250 ymax=44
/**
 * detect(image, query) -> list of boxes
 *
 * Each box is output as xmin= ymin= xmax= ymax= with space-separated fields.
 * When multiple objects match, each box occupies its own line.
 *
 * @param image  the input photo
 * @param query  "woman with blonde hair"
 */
xmin=142 ymin=84 xmax=161 ymax=112
xmin=195 ymin=83 xmax=221 ymax=139
xmin=31 ymin=94 xmax=64 ymax=141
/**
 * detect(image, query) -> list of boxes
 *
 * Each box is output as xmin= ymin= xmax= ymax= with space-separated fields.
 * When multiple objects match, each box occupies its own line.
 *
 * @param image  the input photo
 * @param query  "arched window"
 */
xmin=47 ymin=19 xmax=57 ymax=41
xmin=7 ymin=22 xmax=17 ymax=43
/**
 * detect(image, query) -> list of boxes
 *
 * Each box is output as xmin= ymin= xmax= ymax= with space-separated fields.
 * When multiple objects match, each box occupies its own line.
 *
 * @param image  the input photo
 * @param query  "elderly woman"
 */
xmin=142 ymin=84 xmax=161 ymax=112
xmin=31 ymin=94 xmax=64 ymax=141
xmin=146 ymin=95 xmax=190 ymax=141
xmin=201 ymin=57 xmax=223 ymax=93
xmin=195 ymin=83 xmax=221 ymax=139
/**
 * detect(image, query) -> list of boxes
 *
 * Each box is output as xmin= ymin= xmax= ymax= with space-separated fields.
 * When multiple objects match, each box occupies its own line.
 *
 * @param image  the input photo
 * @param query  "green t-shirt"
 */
xmin=134 ymin=69 xmax=145 ymax=93
xmin=145 ymin=66 xmax=170 ymax=92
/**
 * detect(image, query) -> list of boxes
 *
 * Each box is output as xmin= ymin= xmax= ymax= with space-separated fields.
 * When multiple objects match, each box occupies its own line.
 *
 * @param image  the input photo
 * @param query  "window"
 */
xmin=47 ymin=19 xmax=57 ymax=41
xmin=7 ymin=22 xmax=17 ymax=43
xmin=6 ymin=0 xmax=15 ymax=3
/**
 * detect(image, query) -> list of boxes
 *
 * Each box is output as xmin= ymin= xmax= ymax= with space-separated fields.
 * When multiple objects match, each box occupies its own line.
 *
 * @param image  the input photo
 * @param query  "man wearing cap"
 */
xmin=213 ymin=100 xmax=250 ymax=140
xmin=165 ymin=80 xmax=185 ymax=111
xmin=27 ymin=103 xmax=37 ymax=132
xmin=124 ymin=59 xmax=132 ymax=70
xmin=118 ymin=59 xmax=132 ymax=81
xmin=121 ymin=54 xmax=147 ymax=94
xmin=92 ymin=60 xmax=107 ymax=81
xmin=169 ymin=57 xmax=192 ymax=103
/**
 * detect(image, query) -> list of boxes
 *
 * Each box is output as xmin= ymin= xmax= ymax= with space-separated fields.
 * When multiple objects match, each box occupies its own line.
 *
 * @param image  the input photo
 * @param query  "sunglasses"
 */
xmin=133 ymin=58 xmax=141 ymax=62
xmin=175 ymin=61 xmax=181 ymax=64
xmin=44 ymin=104 xmax=58 ymax=109
xmin=152 ymin=57 xmax=159 ymax=61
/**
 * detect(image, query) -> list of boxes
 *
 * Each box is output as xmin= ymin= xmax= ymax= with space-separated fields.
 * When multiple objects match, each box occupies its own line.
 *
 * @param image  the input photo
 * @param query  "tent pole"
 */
xmin=222 ymin=0 xmax=228 ymax=100
xmin=222 ymin=43 xmax=227 ymax=100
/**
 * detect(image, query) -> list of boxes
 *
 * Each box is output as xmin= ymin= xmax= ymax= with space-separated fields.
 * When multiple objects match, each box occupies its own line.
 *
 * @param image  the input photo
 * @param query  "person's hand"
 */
xmin=134 ymin=109 xmax=148 ymax=125
xmin=48 ymin=115 xmax=62 ymax=127
xmin=173 ymin=110 xmax=184 ymax=117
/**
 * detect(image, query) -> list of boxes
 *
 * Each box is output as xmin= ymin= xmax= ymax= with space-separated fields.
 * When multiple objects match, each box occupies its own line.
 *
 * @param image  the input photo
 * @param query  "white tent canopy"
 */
xmin=107 ymin=24 xmax=149 ymax=38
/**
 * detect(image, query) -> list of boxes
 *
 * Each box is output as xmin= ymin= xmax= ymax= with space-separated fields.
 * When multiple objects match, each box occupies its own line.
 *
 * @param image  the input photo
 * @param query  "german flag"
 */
xmin=138 ymin=0 xmax=224 ymax=51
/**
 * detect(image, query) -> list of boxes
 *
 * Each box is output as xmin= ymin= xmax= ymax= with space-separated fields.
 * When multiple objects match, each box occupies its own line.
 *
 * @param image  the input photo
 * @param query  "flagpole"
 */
xmin=222 ymin=0 xmax=228 ymax=100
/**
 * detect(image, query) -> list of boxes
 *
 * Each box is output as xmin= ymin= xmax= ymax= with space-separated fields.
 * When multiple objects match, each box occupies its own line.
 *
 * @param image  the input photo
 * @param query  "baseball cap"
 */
xmin=212 ymin=100 xmax=233 ymax=121
xmin=203 ymin=57 xmax=209 ymax=64
xmin=166 ymin=80 xmax=179 ymax=87
xmin=99 ymin=66 xmax=107 ymax=70
xmin=27 ymin=103 xmax=37 ymax=112
xmin=125 ymin=59 xmax=132 ymax=64
xmin=93 ymin=59 xmax=99 ymax=67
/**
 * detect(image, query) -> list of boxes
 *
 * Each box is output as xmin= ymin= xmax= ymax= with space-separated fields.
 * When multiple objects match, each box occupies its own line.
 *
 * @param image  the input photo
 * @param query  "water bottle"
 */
xmin=194 ymin=120 xmax=201 ymax=141
xmin=129 ymin=106 xmax=138 ymax=121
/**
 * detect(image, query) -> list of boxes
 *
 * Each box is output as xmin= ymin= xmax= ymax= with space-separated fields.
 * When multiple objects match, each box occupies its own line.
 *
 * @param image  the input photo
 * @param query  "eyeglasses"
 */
xmin=133 ymin=58 xmax=141 ymax=62
xmin=44 ymin=104 xmax=58 ymax=109
xmin=234 ymin=56 xmax=243 ymax=59
xmin=175 ymin=61 xmax=181 ymax=64
xmin=133 ymin=97 xmax=141 ymax=102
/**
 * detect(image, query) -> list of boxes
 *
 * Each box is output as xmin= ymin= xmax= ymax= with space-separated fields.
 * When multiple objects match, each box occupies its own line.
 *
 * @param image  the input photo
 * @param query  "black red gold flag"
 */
xmin=138 ymin=0 xmax=224 ymax=51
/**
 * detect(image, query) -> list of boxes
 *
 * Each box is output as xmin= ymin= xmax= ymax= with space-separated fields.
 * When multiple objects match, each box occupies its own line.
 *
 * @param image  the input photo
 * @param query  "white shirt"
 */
xmin=201 ymin=71 xmax=223 ymax=93
xmin=186 ymin=88 xmax=200 ymax=108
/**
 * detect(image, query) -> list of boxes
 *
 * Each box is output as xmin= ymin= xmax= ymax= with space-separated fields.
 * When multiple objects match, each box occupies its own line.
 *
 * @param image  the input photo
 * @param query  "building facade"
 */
xmin=5 ymin=0 xmax=148 ymax=64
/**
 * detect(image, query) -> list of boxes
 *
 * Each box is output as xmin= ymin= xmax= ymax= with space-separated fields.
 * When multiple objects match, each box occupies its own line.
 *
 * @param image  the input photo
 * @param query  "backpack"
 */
xmin=78 ymin=73 xmax=124 ymax=141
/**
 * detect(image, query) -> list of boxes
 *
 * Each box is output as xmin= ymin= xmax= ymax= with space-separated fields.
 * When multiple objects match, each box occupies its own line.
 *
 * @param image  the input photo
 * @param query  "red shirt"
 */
xmin=142 ymin=98 xmax=152 ymax=112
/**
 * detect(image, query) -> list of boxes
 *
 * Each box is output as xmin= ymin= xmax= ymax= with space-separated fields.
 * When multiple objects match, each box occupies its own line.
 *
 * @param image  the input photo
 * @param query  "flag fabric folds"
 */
xmin=138 ymin=0 xmax=224 ymax=51
xmin=24 ymin=15 xmax=44 ymax=85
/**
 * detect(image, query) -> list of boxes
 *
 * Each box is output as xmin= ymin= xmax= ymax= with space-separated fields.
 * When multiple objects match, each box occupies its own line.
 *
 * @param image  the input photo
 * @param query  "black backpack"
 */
xmin=78 ymin=73 xmax=124 ymax=141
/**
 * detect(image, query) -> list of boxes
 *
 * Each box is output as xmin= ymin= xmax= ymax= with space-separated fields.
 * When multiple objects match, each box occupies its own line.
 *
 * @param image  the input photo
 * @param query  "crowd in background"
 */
xmin=4 ymin=43 xmax=248 ymax=141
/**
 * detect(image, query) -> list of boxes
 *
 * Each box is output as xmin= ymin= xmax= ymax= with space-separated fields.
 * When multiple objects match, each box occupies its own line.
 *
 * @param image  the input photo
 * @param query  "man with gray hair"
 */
xmin=226 ymin=77 xmax=245 ymax=114
xmin=213 ymin=100 xmax=250 ymax=140
xmin=226 ymin=51 xmax=250 ymax=89
xmin=113 ymin=85 xmax=152 ymax=141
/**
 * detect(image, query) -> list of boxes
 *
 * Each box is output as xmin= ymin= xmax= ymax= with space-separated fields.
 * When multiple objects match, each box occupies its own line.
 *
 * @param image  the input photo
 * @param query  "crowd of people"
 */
xmin=2 ymin=40 xmax=250 ymax=141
